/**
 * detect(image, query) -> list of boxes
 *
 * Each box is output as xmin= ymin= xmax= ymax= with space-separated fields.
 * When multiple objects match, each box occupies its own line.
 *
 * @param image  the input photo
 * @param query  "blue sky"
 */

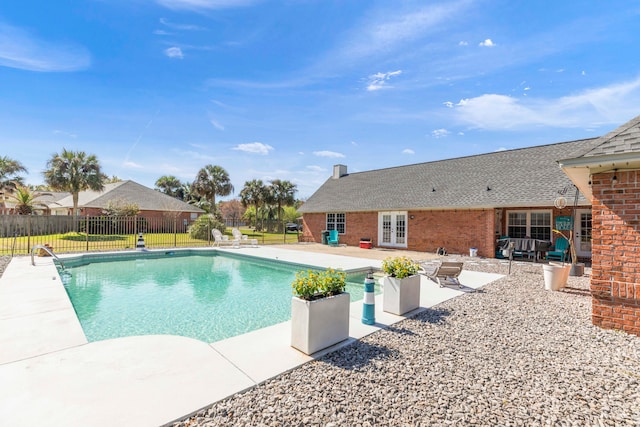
xmin=2 ymin=0 xmax=640 ymax=199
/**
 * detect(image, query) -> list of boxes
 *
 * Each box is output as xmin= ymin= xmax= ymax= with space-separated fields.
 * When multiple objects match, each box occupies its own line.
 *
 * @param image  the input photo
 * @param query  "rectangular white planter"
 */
xmin=382 ymin=275 xmax=421 ymax=315
xmin=291 ymin=292 xmax=350 ymax=355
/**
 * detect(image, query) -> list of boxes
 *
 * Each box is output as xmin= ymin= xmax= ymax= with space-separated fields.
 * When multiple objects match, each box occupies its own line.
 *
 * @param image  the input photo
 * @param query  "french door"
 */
xmin=379 ymin=211 xmax=407 ymax=248
xmin=574 ymin=208 xmax=592 ymax=258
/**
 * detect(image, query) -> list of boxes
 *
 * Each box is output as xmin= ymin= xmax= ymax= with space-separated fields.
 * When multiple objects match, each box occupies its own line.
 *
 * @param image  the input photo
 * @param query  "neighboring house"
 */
xmin=559 ymin=114 xmax=640 ymax=336
xmin=50 ymin=180 xmax=205 ymax=226
xmin=299 ymin=138 xmax=600 ymax=259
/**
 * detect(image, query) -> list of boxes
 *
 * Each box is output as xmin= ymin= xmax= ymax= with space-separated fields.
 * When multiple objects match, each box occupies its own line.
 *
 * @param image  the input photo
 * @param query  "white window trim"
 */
xmin=505 ymin=209 xmax=552 ymax=239
xmin=326 ymin=212 xmax=346 ymax=234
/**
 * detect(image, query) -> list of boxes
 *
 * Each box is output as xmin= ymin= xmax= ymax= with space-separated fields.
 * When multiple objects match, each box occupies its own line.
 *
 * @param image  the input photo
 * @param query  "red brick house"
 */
xmin=560 ymin=115 xmax=640 ymax=336
xmin=299 ymin=139 xmax=598 ymax=259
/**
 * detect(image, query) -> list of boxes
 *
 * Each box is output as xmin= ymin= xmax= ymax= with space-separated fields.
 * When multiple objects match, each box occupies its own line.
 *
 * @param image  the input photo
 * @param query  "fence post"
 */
xmin=85 ymin=216 xmax=89 ymax=252
xmin=174 ymin=217 xmax=177 ymax=247
xmin=26 ymin=216 xmax=31 ymax=254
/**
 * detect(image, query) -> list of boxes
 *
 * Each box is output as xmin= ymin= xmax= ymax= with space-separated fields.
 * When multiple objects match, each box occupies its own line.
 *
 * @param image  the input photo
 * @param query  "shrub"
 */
xmin=292 ymin=268 xmax=346 ymax=301
xmin=381 ymin=256 xmax=419 ymax=279
xmin=188 ymin=214 xmax=225 ymax=240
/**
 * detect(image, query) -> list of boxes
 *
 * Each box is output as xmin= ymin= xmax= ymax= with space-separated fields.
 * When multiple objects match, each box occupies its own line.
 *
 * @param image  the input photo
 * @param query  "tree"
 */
xmin=192 ymin=165 xmax=233 ymax=211
xmin=239 ymin=179 xmax=267 ymax=229
xmin=6 ymin=184 xmax=49 ymax=215
xmin=269 ymin=179 xmax=297 ymax=223
xmin=43 ymin=148 xmax=107 ymax=215
xmin=219 ymin=199 xmax=246 ymax=226
xmin=0 ymin=156 xmax=27 ymax=214
xmin=155 ymin=175 xmax=184 ymax=198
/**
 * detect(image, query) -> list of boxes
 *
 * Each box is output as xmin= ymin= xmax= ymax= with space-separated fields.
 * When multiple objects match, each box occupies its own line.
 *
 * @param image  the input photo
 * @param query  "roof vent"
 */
xmin=333 ymin=164 xmax=347 ymax=179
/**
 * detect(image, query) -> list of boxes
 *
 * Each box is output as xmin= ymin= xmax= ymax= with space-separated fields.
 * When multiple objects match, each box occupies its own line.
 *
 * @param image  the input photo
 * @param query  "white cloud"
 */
xmin=453 ymin=76 xmax=640 ymax=130
xmin=458 ymin=41 xmax=468 ymax=46
xmin=352 ymin=1 xmax=470 ymax=59
xmin=233 ymin=142 xmax=274 ymax=155
xmin=313 ymin=150 xmax=345 ymax=158
xmin=156 ymin=0 xmax=258 ymax=11
xmin=209 ymin=119 xmax=224 ymax=131
xmin=402 ymin=148 xmax=415 ymax=154
xmin=159 ymin=18 xmax=205 ymax=31
xmin=367 ymin=70 xmax=402 ymax=91
xmin=306 ymin=165 xmax=325 ymax=172
xmin=164 ymin=47 xmax=184 ymax=59
xmin=443 ymin=101 xmax=454 ymax=108
xmin=0 ymin=22 xmax=90 ymax=72
xmin=123 ymin=161 xmax=143 ymax=169
xmin=479 ymin=39 xmax=495 ymax=47
xmin=432 ymin=128 xmax=450 ymax=138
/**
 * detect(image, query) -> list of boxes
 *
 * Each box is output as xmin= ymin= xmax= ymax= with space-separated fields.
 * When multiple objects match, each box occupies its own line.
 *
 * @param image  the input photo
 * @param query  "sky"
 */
xmin=1 ymin=0 xmax=640 ymax=200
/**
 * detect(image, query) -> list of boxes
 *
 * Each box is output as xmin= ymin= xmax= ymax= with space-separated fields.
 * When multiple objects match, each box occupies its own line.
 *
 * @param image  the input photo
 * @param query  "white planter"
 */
xmin=382 ymin=275 xmax=421 ymax=315
xmin=291 ymin=292 xmax=350 ymax=355
xmin=542 ymin=262 xmax=571 ymax=291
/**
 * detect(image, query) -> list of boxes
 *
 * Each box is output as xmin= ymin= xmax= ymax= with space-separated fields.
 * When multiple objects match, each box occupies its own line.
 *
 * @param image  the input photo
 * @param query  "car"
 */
xmin=286 ymin=223 xmax=301 ymax=232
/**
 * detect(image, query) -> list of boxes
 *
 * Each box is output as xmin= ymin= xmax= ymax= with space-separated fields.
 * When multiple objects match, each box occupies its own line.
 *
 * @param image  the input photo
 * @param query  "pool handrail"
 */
xmin=31 ymin=245 xmax=65 ymax=269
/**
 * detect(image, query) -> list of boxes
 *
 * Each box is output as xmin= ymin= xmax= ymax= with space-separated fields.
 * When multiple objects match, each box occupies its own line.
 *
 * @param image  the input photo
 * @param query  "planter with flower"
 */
xmin=290 ymin=268 xmax=350 ymax=355
xmin=381 ymin=256 xmax=421 ymax=315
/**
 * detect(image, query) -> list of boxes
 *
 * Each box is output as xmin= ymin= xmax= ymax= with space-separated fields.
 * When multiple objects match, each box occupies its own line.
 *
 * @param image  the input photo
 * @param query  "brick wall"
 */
xmin=302 ymin=210 xmax=496 ymax=257
xmin=591 ymin=170 xmax=640 ymax=336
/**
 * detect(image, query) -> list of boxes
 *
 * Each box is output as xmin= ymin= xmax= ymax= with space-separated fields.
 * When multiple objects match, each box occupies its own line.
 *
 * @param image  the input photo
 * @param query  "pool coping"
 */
xmin=0 ymin=246 xmax=504 ymax=426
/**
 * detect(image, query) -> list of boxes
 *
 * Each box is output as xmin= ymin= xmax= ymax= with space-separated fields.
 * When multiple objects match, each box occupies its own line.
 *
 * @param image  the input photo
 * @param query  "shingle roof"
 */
xmin=579 ymin=115 xmax=640 ymax=158
xmin=299 ymin=138 xmax=598 ymax=213
xmin=55 ymin=180 xmax=204 ymax=213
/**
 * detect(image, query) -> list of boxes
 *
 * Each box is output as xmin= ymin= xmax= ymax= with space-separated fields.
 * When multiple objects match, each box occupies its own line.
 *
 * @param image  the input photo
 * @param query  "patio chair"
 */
xmin=546 ymin=237 xmax=569 ymax=262
xmin=231 ymin=228 xmax=258 ymax=247
xmin=419 ymin=261 xmax=464 ymax=288
xmin=327 ymin=229 xmax=339 ymax=246
xmin=212 ymin=229 xmax=240 ymax=248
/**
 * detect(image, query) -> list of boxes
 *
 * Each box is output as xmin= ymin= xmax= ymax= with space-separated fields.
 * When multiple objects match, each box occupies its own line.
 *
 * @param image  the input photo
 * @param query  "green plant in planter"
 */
xmin=292 ymin=268 xmax=346 ymax=301
xmin=381 ymin=256 xmax=420 ymax=279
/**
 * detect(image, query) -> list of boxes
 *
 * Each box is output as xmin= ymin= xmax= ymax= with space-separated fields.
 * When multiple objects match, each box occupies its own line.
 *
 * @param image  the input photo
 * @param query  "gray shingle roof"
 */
xmin=577 ymin=115 xmax=640 ymax=158
xmin=55 ymin=180 xmax=204 ymax=213
xmin=299 ymin=138 xmax=598 ymax=213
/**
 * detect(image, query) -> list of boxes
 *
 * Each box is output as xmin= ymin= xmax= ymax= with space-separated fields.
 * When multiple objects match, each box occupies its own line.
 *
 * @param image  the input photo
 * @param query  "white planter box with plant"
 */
xmin=290 ymin=269 xmax=350 ymax=355
xmin=381 ymin=257 xmax=421 ymax=315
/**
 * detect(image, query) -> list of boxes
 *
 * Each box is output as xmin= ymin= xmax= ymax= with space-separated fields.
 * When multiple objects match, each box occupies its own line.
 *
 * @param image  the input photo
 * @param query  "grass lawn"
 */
xmin=1 ymin=228 xmax=301 ymax=256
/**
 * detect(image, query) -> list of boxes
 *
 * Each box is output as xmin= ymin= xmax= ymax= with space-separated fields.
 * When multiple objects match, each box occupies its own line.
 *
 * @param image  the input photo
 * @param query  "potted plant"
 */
xmin=381 ymin=256 xmax=421 ymax=315
xmin=290 ymin=268 xmax=350 ymax=355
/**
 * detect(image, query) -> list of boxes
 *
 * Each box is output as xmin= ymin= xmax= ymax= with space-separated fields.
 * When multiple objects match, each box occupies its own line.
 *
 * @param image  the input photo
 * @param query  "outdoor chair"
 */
xmin=419 ymin=261 xmax=464 ymax=288
xmin=231 ymin=228 xmax=258 ymax=247
xmin=327 ymin=229 xmax=339 ymax=246
xmin=212 ymin=229 xmax=240 ymax=248
xmin=546 ymin=237 xmax=569 ymax=262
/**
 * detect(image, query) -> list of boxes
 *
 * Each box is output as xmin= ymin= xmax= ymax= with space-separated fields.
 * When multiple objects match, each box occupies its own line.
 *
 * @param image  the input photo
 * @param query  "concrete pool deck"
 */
xmin=0 ymin=246 xmax=504 ymax=426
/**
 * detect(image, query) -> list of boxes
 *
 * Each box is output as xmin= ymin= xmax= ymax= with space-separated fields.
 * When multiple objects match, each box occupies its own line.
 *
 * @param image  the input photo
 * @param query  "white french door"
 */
xmin=574 ymin=208 xmax=592 ymax=258
xmin=378 ymin=211 xmax=407 ymax=248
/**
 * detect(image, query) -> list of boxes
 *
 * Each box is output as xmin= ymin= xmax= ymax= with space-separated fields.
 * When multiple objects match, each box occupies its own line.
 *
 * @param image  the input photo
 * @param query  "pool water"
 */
xmin=60 ymin=252 xmax=378 ymax=343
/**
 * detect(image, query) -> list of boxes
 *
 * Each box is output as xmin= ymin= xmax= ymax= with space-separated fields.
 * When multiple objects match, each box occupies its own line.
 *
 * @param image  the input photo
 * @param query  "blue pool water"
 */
xmin=59 ymin=252 xmax=377 ymax=343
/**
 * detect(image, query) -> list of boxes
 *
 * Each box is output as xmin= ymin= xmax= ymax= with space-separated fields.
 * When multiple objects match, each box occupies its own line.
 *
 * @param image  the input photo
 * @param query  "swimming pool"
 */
xmin=59 ymin=251 xmax=378 ymax=343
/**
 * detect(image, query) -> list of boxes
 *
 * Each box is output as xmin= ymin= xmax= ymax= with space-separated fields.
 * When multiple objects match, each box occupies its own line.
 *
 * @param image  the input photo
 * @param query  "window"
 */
xmin=326 ymin=213 xmax=345 ymax=234
xmin=507 ymin=210 xmax=551 ymax=240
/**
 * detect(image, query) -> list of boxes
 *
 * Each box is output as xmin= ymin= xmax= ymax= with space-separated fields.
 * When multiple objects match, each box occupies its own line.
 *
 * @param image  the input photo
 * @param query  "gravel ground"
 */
xmin=0 ymin=256 xmax=9 ymax=278
xmin=174 ymin=259 xmax=640 ymax=426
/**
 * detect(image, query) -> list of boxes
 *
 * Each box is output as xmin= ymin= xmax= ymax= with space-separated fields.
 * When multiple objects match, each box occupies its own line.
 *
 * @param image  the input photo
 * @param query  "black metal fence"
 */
xmin=0 ymin=215 xmax=303 ymax=256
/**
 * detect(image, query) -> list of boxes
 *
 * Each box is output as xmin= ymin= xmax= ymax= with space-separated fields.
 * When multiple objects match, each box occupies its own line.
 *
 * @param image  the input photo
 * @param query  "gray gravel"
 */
xmin=174 ymin=259 xmax=640 ymax=426
xmin=0 ymin=256 xmax=9 ymax=278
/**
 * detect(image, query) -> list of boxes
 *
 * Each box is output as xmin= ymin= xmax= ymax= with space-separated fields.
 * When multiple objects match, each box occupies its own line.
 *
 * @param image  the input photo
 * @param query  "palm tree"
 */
xmin=192 ymin=165 xmax=233 ymax=210
xmin=6 ymin=184 xmax=49 ymax=215
xmin=155 ymin=175 xmax=184 ymax=198
xmin=43 ymin=149 xmax=107 ymax=215
xmin=269 ymin=179 xmax=297 ymax=224
xmin=0 ymin=156 xmax=27 ymax=214
xmin=239 ymin=179 xmax=267 ymax=229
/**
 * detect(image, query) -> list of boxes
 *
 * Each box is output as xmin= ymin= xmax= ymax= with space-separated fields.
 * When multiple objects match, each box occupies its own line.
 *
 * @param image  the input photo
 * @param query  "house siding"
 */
xmin=590 ymin=170 xmax=640 ymax=336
